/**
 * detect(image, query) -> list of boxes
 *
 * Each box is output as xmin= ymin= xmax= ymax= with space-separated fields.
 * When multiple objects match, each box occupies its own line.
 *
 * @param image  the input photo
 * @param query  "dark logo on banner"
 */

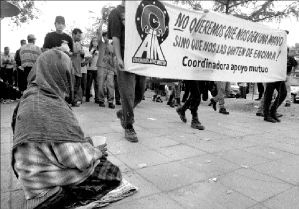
xmin=132 ymin=0 xmax=169 ymax=66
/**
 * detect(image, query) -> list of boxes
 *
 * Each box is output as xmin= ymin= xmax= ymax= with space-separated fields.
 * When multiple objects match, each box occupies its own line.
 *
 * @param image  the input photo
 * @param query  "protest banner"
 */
xmin=124 ymin=0 xmax=287 ymax=82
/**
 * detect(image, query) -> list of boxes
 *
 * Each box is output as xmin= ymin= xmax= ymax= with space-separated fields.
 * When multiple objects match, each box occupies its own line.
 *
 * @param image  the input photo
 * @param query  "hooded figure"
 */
xmin=11 ymin=49 xmax=121 ymax=209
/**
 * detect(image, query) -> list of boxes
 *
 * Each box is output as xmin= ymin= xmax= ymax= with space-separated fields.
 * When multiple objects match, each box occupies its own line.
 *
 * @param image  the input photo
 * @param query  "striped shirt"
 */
xmin=20 ymin=43 xmax=42 ymax=67
xmin=13 ymin=142 xmax=103 ymax=200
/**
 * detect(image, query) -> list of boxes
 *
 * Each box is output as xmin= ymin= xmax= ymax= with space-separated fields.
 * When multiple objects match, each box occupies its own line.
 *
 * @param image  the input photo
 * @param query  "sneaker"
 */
xmin=255 ymin=97 xmax=262 ymax=101
xmin=72 ymin=101 xmax=81 ymax=107
xmin=99 ymin=102 xmax=105 ymax=107
xmin=264 ymin=116 xmax=277 ymax=123
xmin=191 ymin=119 xmax=205 ymax=130
xmin=108 ymin=103 xmax=115 ymax=109
xmin=125 ymin=126 xmax=138 ymax=143
xmin=176 ymin=107 xmax=187 ymax=123
xmin=285 ymin=103 xmax=291 ymax=107
xmin=116 ymin=110 xmax=125 ymax=129
xmin=219 ymin=107 xmax=229 ymax=115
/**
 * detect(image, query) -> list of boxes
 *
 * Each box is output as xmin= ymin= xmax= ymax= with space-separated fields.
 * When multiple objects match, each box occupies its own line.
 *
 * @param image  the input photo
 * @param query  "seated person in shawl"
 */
xmin=11 ymin=49 xmax=122 ymax=209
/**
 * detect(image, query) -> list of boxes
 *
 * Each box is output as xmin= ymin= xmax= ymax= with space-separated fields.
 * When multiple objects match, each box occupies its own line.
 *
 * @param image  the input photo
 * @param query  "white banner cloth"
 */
xmin=124 ymin=0 xmax=287 ymax=82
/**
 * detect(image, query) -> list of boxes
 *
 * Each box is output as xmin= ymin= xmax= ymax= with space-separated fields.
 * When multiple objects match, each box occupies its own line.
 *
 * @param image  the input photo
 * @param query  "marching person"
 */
xmin=108 ymin=0 xmax=146 ymax=142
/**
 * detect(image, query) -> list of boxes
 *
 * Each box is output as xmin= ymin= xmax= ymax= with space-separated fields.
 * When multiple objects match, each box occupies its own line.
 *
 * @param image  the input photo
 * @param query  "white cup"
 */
xmin=92 ymin=136 xmax=107 ymax=147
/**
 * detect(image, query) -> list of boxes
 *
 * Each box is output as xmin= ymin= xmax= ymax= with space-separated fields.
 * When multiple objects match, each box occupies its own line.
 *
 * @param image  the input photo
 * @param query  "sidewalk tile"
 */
xmin=168 ymin=181 xmax=257 ymax=209
xmin=137 ymin=161 xmax=205 ymax=191
xmin=263 ymin=187 xmax=299 ymax=209
xmin=220 ymin=169 xmax=291 ymax=202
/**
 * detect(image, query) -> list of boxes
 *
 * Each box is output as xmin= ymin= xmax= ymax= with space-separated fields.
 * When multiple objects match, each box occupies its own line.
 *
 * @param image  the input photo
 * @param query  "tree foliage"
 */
xmin=8 ymin=0 xmax=39 ymax=26
xmin=174 ymin=0 xmax=299 ymax=22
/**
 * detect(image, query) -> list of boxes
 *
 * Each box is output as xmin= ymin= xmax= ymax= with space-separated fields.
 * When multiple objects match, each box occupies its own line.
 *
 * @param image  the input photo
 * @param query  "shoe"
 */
xmin=108 ymin=103 xmax=115 ymax=109
xmin=264 ymin=116 xmax=277 ymax=123
xmin=219 ymin=107 xmax=229 ymax=115
xmin=256 ymin=112 xmax=264 ymax=117
xmin=255 ymin=97 xmax=262 ymax=101
xmin=276 ymin=113 xmax=283 ymax=118
xmin=271 ymin=113 xmax=281 ymax=122
xmin=95 ymin=100 xmax=100 ymax=104
xmin=116 ymin=110 xmax=125 ymax=129
xmin=116 ymin=101 xmax=121 ymax=105
xmin=208 ymin=98 xmax=217 ymax=111
xmin=86 ymin=98 xmax=90 ymax=102
xmin=99 ymin=102 xmax=105 ymax=107
xmin=72 ymin=101 xmax=81 ymax=107
xmin=125 ymin=126 xmax=138 ymax=143
xmin=176 ymin=107 xmax=187 ymax=123
xmin=191 ymin=119 xmax=205 ymax=130
xmin=285 ymin=103 xmax=291 ymax=107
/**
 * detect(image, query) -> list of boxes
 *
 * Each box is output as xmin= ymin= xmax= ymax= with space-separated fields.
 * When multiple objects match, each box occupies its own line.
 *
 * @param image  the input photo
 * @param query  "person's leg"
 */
xmin=213 ymin=81 xmax=229 ymax=114
xmin=7 ymin=68 xmax=14 ymax=86
xmin=263 ymin=82 xmax=276 ymax=122
xmin=97 ymin=67 xmax=107 ymax=106
xmin=270 ymin=81 xmax=287 ymax=121
xmin=182 ymin=81 xmax=190 ymax=103
xmin=72 ymin=75 xmax=82 ymax=106
xmin=256 ymin=83 xmax=264 ymax=100
xmin=86 ymin=71 xmax=93 ymax=102
xmin=93 ymin=71 xmax=100 ymax=103
xmin=117 ymin=70 xmax=138 ymax=142
xmin=114 ymin=74 xmax=121 ymax=105
xmin=81 ymin=73 xmax=87 ymax=99
xmin=107 ymin=70 xmax=115 ymax=108
xmin=285 ymin=75 xmax=291 ymax=106
xmin=134 ymin=75 xmax=146 ymax=107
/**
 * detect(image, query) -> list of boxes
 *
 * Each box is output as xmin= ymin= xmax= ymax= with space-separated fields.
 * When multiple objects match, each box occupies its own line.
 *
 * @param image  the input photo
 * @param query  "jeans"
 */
xmin=213 ymin=81 xmax=226 ymax=108
xmin=180 ymin=80 xmax=201 ymax=117
xmin=263 ymin=81 xmax=287 ymax=117
xmin=81 ymin=73 xmax=87 ymax=98
xmin=117 ymin=70 xmax=146 ymax=127
xmin=86 ymin=70 xmax=99 ymax=102
xmin=98 ymin=67 xmax=115 ymax=103
xmin=285 ymin=75 xmax=291 ymax=104
xmin=73 ymin=75 xmax=82 ymax=104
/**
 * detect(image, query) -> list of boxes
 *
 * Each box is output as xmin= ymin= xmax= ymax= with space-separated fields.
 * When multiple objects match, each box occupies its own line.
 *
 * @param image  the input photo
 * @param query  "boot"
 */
xmin=191 ymin=117 xmax=205 ymax=130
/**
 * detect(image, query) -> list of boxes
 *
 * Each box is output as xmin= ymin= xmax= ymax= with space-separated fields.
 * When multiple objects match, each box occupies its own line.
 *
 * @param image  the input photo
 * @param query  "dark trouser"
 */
xmin=182 ymin=81 xmax=190 ymax=102
xmin=73 ymin=75 xmax=82 ymax=104
xmin=180 ymin=80 xmax=201 ymax=117
xmin=81 ymin=73 xmax=87 ymax=98
xmin=257 ymin=83 xmax=264 ymax=98
xmin=86 ymin=70 xmax=99 ymax=102
xmin=19 ymin=67 xmax=32 ymax=92
xmin=114 ymin=75 xmax=121 ymax=103
xmin=1 ymin=67 xmax=14 ymax=86
xmin=117 ymin=70 xmax=146 ymax=128
xmin=263 ymin=81 xmax=287 ymax=117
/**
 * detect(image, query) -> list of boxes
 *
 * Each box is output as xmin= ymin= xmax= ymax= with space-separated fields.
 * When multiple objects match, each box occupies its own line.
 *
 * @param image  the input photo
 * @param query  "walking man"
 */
xmin=108 ymin=0 xmax=146 ymax=142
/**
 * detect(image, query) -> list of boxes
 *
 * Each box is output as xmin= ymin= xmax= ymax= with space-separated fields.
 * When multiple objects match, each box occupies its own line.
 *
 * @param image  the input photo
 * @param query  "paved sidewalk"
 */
xmin=1 ymin=94 xmax=299 ymax=209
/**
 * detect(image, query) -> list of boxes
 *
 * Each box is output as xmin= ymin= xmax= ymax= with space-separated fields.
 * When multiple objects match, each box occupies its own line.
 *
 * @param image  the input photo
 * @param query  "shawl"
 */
xmin=12 ymin=49 xmax=88 ymax=148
